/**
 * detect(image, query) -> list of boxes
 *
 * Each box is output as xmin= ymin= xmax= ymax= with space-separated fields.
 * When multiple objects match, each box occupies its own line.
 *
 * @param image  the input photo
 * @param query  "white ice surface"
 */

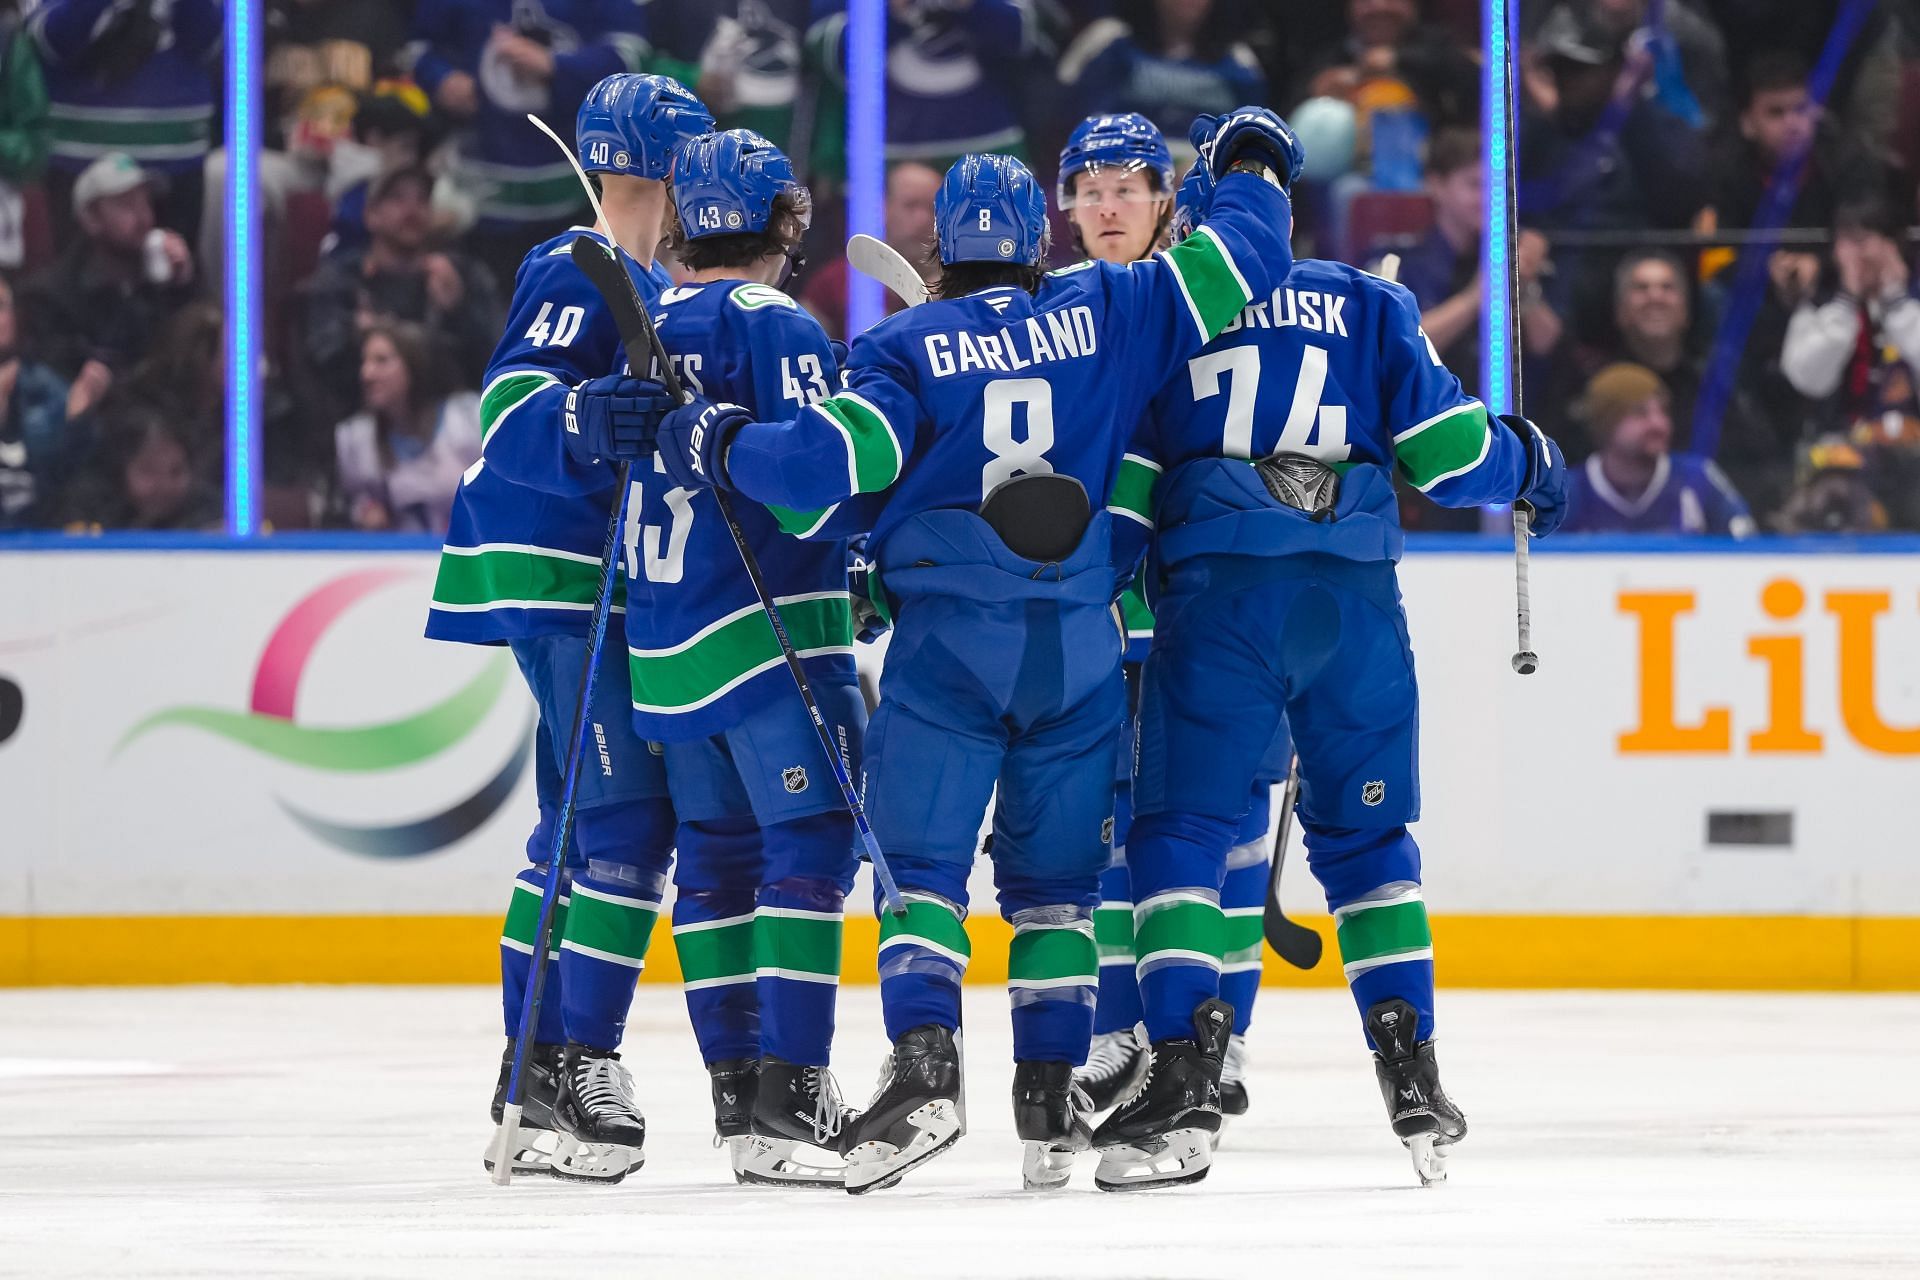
xmin=3 ymin=986 xmax=1917 ymax=1278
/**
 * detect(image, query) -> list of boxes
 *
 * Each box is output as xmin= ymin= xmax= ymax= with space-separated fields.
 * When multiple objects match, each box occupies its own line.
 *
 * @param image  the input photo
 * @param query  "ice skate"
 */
xmin=1012 ymin=1060 xmax=1093 ymax=1191
xmin=843 ymin=1025 xmax=963 ymax=1195
xmin=549 ymin=1042 xmax=646 ymax=1184
xmin=706 ymin=1057 xmax=758 ymax=1179
xmin=1367 ymin=999 xmax=1467 ymax=1186
xmin=1074 ymin=1026 xmax=1150 ymax=1113
xmin=484 ymin=1039 xmax=565 ymax=1177
xmin=1211 ymin=1033 xmax=1250 ymax=1150
xmin=734 ymin=1057 xmax=855 ymax=1189
xmin=1091 ymin=998 xmax=1231 ymax=1191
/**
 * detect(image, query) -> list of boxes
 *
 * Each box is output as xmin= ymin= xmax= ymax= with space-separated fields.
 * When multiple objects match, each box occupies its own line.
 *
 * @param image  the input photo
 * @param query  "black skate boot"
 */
xmin=708 ymin=1057 xmax=759 ymax=1141
xmin=1091 ymin=998 xmax=1232 ymax=1191
xmin=484 ymin=1039 xmax=565 ymax=1177
xmin=549 ymin=1042 xmax=647 ymax=1184
xmin=1219 ymin=1034 xmax=1251 ymax=1116
xmin=734 ymin=1056 xmax=857 ymax=1189
xmin=1367 ymin=998 xmax=1467 ymax=1186
xmin=1013 ymin=1061 xmax=1093 ymax=1191
xmin=842 ymin=1024 xmax=964 ymax=1195
xmin=1074 ymin=1027 xmax=1149 ymax=1113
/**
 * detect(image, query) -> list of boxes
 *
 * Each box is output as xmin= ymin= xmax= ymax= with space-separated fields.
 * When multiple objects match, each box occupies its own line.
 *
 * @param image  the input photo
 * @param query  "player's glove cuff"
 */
xmin=1191 ymin=106 xmax=1305 ymax=189
xmin=1499 ymin=414 xmax=1568 ymax=538
xmin=658 ymin=396 xmax=752 ymax=493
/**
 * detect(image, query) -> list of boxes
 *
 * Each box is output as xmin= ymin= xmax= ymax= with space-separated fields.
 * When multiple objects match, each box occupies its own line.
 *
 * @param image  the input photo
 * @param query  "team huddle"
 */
xmin=427 ymin=73 xmax=1569 ymax=1195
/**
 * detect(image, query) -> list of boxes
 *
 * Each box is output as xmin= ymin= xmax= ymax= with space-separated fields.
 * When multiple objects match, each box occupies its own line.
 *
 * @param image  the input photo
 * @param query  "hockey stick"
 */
xmin=1503 ymin=17 xmax=1539 ymax=677
xmin=1259 ymin=768 xmax=1323 ymax=971
xmin=847 ymin=233 xmax=930 ymax=309
xmin=567 ymin=237 xmax=909 ymax=920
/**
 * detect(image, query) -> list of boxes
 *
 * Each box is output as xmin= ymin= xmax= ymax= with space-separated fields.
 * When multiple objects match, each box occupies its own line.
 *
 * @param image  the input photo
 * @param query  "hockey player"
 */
xmin=424 ymin=73 xmax=713 ymax=1183
xmin=1101 ymin=158 xmax=1569 ymax=1188
xmin=1055 ymin=110 xmax=1279 ymax=1122
xmin=621 ymin=128 xmax=867 ymax=1187
xmin=583 ymin=107 xmax=1306 ymax=1193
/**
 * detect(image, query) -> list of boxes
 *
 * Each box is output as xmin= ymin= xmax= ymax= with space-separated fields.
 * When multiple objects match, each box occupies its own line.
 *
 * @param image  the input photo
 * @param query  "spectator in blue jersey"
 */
xmin=297 ymin=166 xmax=501 ymax=435
xmin=24 ymin=0 xmax=220 ymax=243
xmin=1562 ymin=362 xmax=1754 ymax=536
xmin=18 ymin=153 xmax=196 ymax=423
xmin=333 ymin=321 xmax=480 ymax=534
xmin=809 ymin=0 xmax=1039 ymax=168
xmin=402 ymin=0 xmax=652 ymax=285
xmin=1057 ymin=0 xmax=1266 ymax=163
xmin=0 ymin=272 xmax=73 ymax=528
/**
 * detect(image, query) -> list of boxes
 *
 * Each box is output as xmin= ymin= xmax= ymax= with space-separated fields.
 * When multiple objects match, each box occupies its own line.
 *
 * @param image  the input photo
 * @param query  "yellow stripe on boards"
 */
xmin=2 ymin=914 xmax=1918 ymax=989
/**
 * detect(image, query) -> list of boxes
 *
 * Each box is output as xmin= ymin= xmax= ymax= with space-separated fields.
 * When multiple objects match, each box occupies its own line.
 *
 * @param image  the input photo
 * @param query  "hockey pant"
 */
xmin=664 ymin=680 xmax=864 ymax=1068
xmin=1131 ymin=554 xmax=1432 ymax=1050
xmin=502 ymin=634 xmax=676 ymax=1052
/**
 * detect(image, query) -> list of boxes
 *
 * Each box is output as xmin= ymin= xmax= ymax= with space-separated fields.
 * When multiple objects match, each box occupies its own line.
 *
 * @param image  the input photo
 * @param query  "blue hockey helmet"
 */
xmin=671 ymin=129 xmax=804 ymax=239
xmin=1057 ymin=112 xmax=1174 ymax=209
xmin=575 ymin=73 xmax=714 ymax=181
xmin=934 ymin=153 xmax=1048 ymax=267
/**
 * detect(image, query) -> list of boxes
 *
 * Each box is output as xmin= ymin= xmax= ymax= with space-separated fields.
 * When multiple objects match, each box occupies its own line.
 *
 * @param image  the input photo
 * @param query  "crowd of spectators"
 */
xmin=1 ymin=0 xmax=1918 ymax=538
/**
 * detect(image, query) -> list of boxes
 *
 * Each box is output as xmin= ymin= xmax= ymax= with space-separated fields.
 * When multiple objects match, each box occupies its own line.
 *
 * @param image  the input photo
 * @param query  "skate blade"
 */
xmin=1093 ymin=1128 xmax=1213 ymax=1192
xmin=1407 ymin=1133 xmax=1450 ymax=1186
xmin=549 ymin=1135 xmax=643 ymax=1185
xmin=1209 ymin=1115 xmax=1233 ymax=1152
xmin=731 ymin=1135 xmax=848 ymax=1189
xmin=1021 ymin=1139 xmax=1080 ymax=1192
xmin=481 ymin=1124 xmax=560 ymax=1178
xmin=844 ymin=1099 xmax=962 ymax=1195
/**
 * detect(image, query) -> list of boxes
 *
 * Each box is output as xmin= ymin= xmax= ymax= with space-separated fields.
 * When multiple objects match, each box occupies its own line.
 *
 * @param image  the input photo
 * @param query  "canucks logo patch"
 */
xmin=782 ymin=766 xmax=809 ymax=794
xmin=1361 ymin=779 xmax=1386 ymax=807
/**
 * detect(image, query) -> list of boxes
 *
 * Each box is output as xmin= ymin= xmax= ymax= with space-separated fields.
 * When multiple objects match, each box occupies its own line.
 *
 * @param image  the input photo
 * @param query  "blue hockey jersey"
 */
xmin=715 ymin=172 xmax=1297 ymax=589
xmin=427 ymin=226 xmax=671 ymax=645
xmin=1562 ymin=453 xmax=1755 ymax=536
xmin=623 ymin=279 xmax=854 ymax=740
xmin=28 ymin=0 xmax=221 ymax=176
xmin=1136 ymin=257 xmax=1531 ymax=569
xmin=404 ymin=0 xmax=649 ymax=228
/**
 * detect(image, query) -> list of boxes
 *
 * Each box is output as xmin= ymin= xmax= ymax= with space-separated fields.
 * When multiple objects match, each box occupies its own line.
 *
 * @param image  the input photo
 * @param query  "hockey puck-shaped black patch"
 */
xmin=0 ymin=677 xmax=21 ymax=746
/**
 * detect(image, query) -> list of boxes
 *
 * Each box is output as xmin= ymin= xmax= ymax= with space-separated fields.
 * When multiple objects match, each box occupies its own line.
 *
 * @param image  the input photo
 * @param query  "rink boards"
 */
xmin=1 ymin=535 xmax=1916 ymax=988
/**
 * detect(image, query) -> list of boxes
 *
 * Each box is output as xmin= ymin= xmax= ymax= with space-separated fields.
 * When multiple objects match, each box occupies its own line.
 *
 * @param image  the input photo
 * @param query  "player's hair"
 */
xmin=1425 ymin=128 xmax=1480 ymax=180
xmin=362 ymin=320 xmax=454 ymax=424
xmin=1740 ymin=50 xmax=1810 ymax=109
xmin=666 ymin=187 xmax=813 ymax=274
xmin=931 ymin=260 xmax=1048 ymax=300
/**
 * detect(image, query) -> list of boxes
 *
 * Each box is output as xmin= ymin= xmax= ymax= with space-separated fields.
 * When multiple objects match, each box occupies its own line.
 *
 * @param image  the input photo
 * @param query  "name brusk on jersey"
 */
xmin=1219 ymin=287 xmax=1350 ymax=338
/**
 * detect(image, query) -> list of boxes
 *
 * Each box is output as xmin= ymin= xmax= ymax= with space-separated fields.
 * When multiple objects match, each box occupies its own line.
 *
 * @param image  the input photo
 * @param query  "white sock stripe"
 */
xmin=1097 ymin=956 xmax=1137 ymax=967
xmin=681 ymin=973 xmax=757 ymax=992
xmin=1136 ymin=947 xmax=1223 ymax=970
xmin=1094 ymin=901 xmax=1134 ymax=914
xmin=876 ymin=935 xmax=971 ymax=968
xmin=1334 ymin=888 xmax=1424 ymax=920
xmin=498 ymin=937 xmax=561 ymax=959
xmin=1134 ymin=888 xmax=1219 ymax=917
xmin=511 ymin=881 xmax=571 ymax=906
xmin=1222 ymin=906 xmax=1266 ymax=919
xmin=1342 ymin=946 xmax=1434 ymax=978
xmin=1006 ymin=975 xmax=1098 ymax=991
xmin=1220 ymin=960 xmax=1266 ymax=974
xmin=672 ymin=912 xmax=756 ymax=934
xmin=570 ymin=883 xmax=663 ymax=911
xmin=558 ymin=939 xmax=647 ymax=969
xmin=754 ymin=906 xmax=845 ymax=923
xmin=1013 ymin=918 xmax=1096 ymax=937
xmin=754 ymin=966 xmax=840 ymax=985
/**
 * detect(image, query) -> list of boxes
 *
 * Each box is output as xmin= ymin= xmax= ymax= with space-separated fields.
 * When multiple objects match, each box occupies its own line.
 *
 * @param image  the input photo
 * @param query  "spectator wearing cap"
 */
xmin=0 ymin=271 xmax=73 ymax=528
xmin=1562 ymin=362 xmax=1754 ymax=536
xmin=24 ymin=0 xmax=220 ymax=242
xmin=1779 ymin=200 xmax=1920 ymax=529
xmin=810 ymin=0 xmax=1039 ymax=172
xmin=18 ymin=151 xmax=195 ymax=422
xmin=1059 ymin=1 xmax=1268 ymax=164
xmin=296 ymin=165 xmax=502 ymax=439
xmin=0 ymin=0 xmax=50 ymax=272
xmin=401 ymin=0 xmax=653 ymax=285
xmin=800 ymin=160 xmax=939 ymax=341
xmin=1709 ymin=50 xmax=1884 ymax=233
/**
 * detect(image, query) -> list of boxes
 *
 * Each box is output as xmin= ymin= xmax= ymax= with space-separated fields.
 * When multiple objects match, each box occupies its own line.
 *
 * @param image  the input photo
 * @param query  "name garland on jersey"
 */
xmin=922 ymin=305 xmax=1099 ymax=379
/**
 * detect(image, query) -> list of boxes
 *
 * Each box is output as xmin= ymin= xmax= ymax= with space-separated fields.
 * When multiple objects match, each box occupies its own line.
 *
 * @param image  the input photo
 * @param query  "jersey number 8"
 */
xmin=981 ymin=377 xmax=1055 ymax=495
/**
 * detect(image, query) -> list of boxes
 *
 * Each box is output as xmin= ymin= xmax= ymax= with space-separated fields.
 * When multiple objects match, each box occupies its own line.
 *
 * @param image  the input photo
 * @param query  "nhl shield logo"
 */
xmin=1361 ymin=779 xmax=1386 ymax=807
xmin=782 ymin=766 xmax=809 ymax=794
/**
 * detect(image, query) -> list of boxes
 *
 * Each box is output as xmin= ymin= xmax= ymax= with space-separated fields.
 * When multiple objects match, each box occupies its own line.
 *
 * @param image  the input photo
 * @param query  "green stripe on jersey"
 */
xmin=49 ymin=109 xmax=212 ymax=152
xmin=1134 ymin=895 xmax=1226 ymax=962
xmin=1093 ymin=903 xmax=1135 ymax=961
xmin=628 ymin=593 xmax=852 ymax=716
xmin=1336 ymin=895 xmax=1431 ymax=968
xmin=502 ymin=882 xmax=568 ymax=956
xmin=1222 ymin=908 xmax=1265 ymax=968
xmin=767 ymin=502 xmax=838 ymax=538
xmin=1120 ymin=582 xmax=1155 ymax=639
xmin=1108 ymin=453 xmax=1161 ymax=528
xmin=673 ymin=915 xmax=755 ymax=986
xmin=432 ymin=543 xmax=617 ymax=612
xmin=878 ymin=898 xmax=972 ymax=962
xmin=1161 ymin=225 xmax=1254 ymax=341
xmin=814 ymin=395 xmax=903 ymax=494
xmin=1009 ymin=923 xmax=1097 ymax=986
xmin=1394 ymin=403 xmax=1492 ymax=492
xmin=480 ymin=372 xmax=562 ymax=444
xmin=754 ymin=909 xmax=843 ymax=982
xmin=561 ymin=887 xmax=660 ymax=968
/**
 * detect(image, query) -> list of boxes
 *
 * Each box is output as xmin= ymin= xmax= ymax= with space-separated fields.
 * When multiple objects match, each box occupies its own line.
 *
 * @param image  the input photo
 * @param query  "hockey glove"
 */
xmin=1502 ymin=414 xmax=1568 ymax=537
xmin=1191 ymin=106 xmax=1304 ymax=190
xmin=563 ymin=375 xmax=673 ymax=465
xmin=657 ymin=395 xmax=753 ymax=492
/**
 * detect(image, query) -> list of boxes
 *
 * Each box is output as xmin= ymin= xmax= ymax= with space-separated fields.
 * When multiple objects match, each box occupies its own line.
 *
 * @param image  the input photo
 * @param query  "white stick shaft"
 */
xmin=1513 ymin=505 xmax=1532 ymax=652
xmin=488 ymin=1103 xmax=524 ymax=1186
xmin=526 ymin=113 xmax=623 ymax=259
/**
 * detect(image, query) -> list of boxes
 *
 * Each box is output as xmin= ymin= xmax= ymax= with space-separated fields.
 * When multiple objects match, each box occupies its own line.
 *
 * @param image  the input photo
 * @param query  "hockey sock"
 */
xmin=1093 ymin=782 xmax=1145 ymax=1036
xmin=1126 ymin=811 xmax=1236 ymax=1041
xmin=1303 ymin=822 xmax=1433 ymax=1045
xmin=1007 ymin=904 xmax=1099 ymax=1063
xmin=754 ymin=876 xmax=846 ymax=1066
xmin=674 ymin=886 xmax=760 ymax=1064
xmin=500 ymin=864 xmax=568 ymax=1045
xmin=877 ymin=891 xmax=971 ymax=1042
xmin=558 ymin=859 xmax=666 ymax=1050
xmin=1218 ymin=838 xmax=1271 ymax=1037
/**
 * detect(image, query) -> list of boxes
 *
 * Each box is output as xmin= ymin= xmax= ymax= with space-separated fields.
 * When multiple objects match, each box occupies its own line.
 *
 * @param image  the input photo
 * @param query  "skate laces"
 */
xmin=1222 ymin=1035 xmax=1248 ymax=1086
xmin=807 ymin=1067 xmax=847 ymax=1144
xmin=1079 ymin=1030 xmax=1139 ymax=1085
xmin=575 ymin=1054 xmax=641 ymax=1119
